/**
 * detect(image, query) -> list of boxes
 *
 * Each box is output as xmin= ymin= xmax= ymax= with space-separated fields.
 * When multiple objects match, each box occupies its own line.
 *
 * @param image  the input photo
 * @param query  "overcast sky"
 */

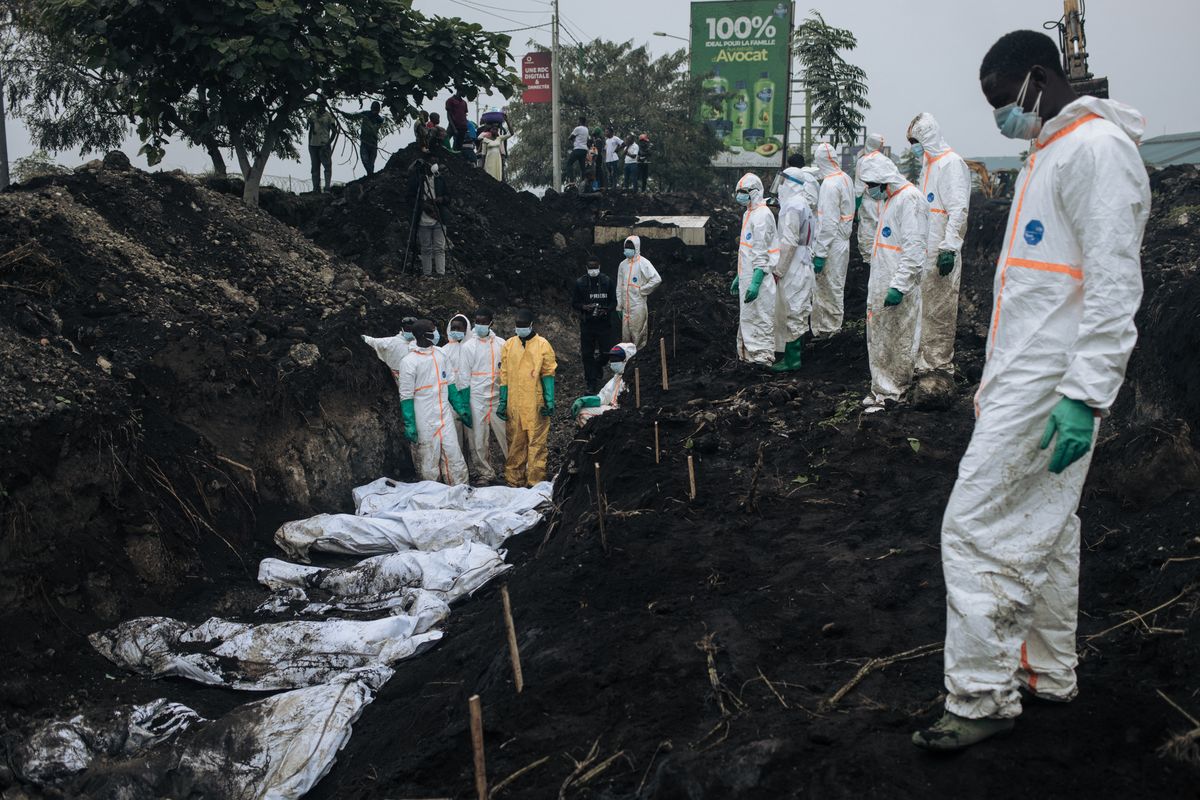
xmin=6 ymin=0 xmax=1198 ymax=186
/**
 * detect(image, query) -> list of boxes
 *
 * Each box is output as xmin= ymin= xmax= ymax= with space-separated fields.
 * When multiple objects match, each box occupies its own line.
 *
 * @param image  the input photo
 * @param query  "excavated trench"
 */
xmin=0 ymin=152 xmax=1198 ymax=798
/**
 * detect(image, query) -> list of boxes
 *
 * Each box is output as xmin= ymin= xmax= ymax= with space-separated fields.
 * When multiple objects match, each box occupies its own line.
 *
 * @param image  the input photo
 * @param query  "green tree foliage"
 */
xmin=793 ymin=11 xmax=869 ymax=149
xmin=505 ymin=40 xmax=720 ymax=192
xmin=900 ymin=148 xmax=920 ymax=182
xmin=26 ymin=0 xmax=517 ymax=204
xmin=11 ymin=148 xmax=68 ymax=184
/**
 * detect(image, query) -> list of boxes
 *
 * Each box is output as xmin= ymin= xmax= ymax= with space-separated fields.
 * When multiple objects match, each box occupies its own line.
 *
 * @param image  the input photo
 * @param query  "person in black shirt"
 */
xmin=571 ymin=257 xmax=617 ymax=393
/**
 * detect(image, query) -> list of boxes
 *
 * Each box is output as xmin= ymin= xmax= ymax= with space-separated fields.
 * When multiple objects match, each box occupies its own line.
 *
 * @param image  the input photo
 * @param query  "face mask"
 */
xmin=610 ymin=362 xmax=625 ymax=374
xmin=994 ymin=71 xmax=1043 ymax=140
xmin=587 ymin=269 xmax=600 ymax=278
xmin=431 ymin=329 xmax=441 ymax=346
xmin=515 ymin=326 xmax=533 ymax=338
xmin=402 ymin=331 xmax=415 ymax=342
xmin=623 ymin=247 xmax=636 ymax=258
xmin=474 ymin=324 xmax=491 ymax=338
xmin=735 ymin=192 xmax=750 ymax=206
xmin=866 ymin=185 xmax=886 ymax=201
xmin=909 ymin=143 xmax=924 ymax=158
xmin=430 ymin=163 xmax=441 ymax=175
xmin=449 ymin=330 xmax=466 ymax=342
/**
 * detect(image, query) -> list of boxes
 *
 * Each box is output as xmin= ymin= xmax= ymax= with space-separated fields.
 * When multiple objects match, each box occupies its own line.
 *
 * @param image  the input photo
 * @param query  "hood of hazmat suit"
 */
xmin=854 ymin=133 xmax=889 ymax=263
xmin=734 ymin=173 xmax=779 ymax=365
xmin=810 ymin=144 xmax=855 ymax=335
xmin=859 ymin=154 xmax=927 ymax=406
xmin=616 ymin=234 xmax=662 ymax=350
xmin=938 ymin=95 xmax=1150 ymax=721
xmin=907 ymin=112 xmax=951 ymax=156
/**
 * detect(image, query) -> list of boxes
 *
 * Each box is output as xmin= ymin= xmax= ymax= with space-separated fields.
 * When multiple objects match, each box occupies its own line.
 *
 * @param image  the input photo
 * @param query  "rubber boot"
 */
xmin=912 ymin=712 xmax=1015 ymax=751
xmin=770 ymin=338 xmax=803 ymax=373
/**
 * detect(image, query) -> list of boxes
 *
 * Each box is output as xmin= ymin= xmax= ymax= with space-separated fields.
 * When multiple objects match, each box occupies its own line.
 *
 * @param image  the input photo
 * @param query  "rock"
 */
xmin=288 ymin=342 xmax=321 ymax=368
xmin=102 ymin=150 xmax=132 ymax=171
xmin=95 ymin=356 xmax=113 ymax=375
xmin=552 ymin=232 xmax=568 ymax=251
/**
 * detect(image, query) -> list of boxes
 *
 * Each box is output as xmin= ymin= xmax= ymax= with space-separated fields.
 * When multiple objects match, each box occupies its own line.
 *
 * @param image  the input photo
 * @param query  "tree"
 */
xmin=793 ymin=11 xmax=869 ymax=151
xmin=29 ymin=1 xmax=517 ymax=204
xmin=900 ymin=149 xmax=920 ymax=183
xmin=505 ymin=40 xmax=721 ymax=192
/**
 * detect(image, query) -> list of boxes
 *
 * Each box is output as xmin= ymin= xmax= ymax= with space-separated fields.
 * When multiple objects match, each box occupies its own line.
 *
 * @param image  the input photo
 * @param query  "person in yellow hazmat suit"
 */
xmin=498 ymin=308 xmax=557 ymax=487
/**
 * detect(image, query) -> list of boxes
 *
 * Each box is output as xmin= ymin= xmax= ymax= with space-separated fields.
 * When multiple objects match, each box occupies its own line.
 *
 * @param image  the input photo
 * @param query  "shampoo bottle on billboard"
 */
xmin=730 ymin=81 xmax=750 ymax=149
xmin=753 ymin=72 xmax=774 ymax=140
xmin=701 ymin=68 xmax=731 ymax=143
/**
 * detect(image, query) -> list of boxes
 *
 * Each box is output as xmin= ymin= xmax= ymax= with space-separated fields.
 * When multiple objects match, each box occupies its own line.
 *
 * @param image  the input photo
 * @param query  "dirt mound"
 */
xmin=307 ymin=170 xmax=1200 ymax=799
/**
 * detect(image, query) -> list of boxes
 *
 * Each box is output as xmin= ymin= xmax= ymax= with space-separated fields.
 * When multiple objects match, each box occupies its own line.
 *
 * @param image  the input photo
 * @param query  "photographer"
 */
xmin=406 ymin=154 xmax=449 ymax=277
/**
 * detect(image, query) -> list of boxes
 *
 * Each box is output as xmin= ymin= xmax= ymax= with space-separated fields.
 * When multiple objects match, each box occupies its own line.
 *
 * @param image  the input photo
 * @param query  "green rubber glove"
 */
xmin=615 ymin=309 xmax=623 ymax=325
xmin=743 ymin=268 xmax=766 ymax=303
xmin=571 ymin=395 xmax=602 ymax=418
xmin=400 ymin=398 xmax=418 ymax=442
xmin=729 ymin=275 xmax=739 ymax=297
xmin=884 ymin=288 xmax=904 ymax=307
xmin=1039 ymin=396 xmax=1095 ymax=474
xmin=497 ymin=386 xmax=508 ymax=421
xmin=937 ymin=250 xmax=957 ymax=276
xmin=540 ymin=375 xmax=556 ymax=417
xmin=813 ymin=256 xmax=826 ymax=274
xmin=448 ymin=385 xmax=472 ymax=428
xmin=855 ymin=195 xmax=863 ymax=211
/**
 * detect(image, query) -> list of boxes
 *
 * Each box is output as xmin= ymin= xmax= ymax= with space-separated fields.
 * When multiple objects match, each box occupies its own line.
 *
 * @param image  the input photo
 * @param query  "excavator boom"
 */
xmin=1046 ymin=0 xmax=1109 ymax=98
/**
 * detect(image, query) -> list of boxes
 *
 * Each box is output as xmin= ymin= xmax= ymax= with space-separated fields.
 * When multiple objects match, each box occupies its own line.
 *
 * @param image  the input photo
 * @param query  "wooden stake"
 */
xmin=659 ymin=337 xmax=668 ymax=391
xmin=654 ymin=422 xmax=660 ymax=464
xmin=500 ymin=585 xmax=524 ymax=694
xmin=469 ymin=694 xmax=487 ymax=800
xmin=594 ymin=461 xmax=608 ymax=553
xmin=687 ymin=455 xmax=696 ymax=500
xmin=634 ymin=367 xmax=641 ymax=408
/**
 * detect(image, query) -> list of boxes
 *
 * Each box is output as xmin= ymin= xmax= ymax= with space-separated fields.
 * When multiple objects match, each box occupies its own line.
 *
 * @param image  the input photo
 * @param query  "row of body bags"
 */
xmin=19 ymin=480 xmax=552 ymax=797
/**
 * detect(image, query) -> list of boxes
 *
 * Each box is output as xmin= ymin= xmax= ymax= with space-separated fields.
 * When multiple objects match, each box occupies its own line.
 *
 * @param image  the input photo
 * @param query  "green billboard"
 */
xmin=690 ymin=0 xmax=793 ymax=168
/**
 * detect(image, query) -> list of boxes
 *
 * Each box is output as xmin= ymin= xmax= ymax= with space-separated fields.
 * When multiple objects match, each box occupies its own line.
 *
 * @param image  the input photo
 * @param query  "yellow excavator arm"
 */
xmin=1045 ymin=0 xmax=1109 ymax=97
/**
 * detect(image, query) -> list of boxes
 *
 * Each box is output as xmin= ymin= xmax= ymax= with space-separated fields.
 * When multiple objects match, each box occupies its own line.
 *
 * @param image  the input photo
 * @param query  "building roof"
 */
xmin=1140 ymin=131 xmax=1200 ymax=167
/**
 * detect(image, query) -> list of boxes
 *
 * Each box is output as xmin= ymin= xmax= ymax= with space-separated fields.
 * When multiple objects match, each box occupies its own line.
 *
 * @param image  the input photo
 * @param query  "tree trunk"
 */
xmin=234 ymin=144 xmax=251 ymax=179
xmin=204 ymin=138 xmax=227 ymax=177
xmin=243 ymin=154 xmax=268 ymax=206
xmin=0 ymin=67 xmax=10 ymax=190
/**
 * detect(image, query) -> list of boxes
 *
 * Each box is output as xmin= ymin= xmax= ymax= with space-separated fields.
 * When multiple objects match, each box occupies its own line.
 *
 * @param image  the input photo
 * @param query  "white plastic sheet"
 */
xmin=17 ymin=668 xmax=390 ymax=799
xmin=352 ymin=477 xmax=552 ymax=516
xmin=259 ymin=541 xmax=510 ymax=608
xmin=90 ymin=597 xmax=445 ymax=690
xmin=275 ymin=507 xmax=542 ymax=561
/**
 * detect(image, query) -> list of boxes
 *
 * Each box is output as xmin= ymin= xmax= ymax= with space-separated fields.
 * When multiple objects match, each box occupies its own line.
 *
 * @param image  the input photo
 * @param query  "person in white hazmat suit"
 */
xmin=361 ymin=316 xmax=418 ymax=387
xmin=441 ymin=313 xmax=474 ymax=463
xmin=912 ymin=30 xmax=1150 ymax=751
xmin=799 ymin=166 xmax=820 ymax=215
xmin=397 ymin=320 xmax=471 ymax=485
xmin=907 ymin=112 xmax=971 ymax=375
xmin=728 ymin=173 xmax=778 ymax=366
xmin=460 ymin=308 xmax=507 ymax=484
xmin=853 ymin=133 xmax=888 ymax=265
xmin=859 ymin=157 xmax=928 ymax=410
xmin=770 ymin=167 xmax=815 ymax=372
xmin=615 ymin=235 xmax=662 ymax=350
xmin=570 ymin=342 xmax=636 ymax=424
xmin=809 ymin=143 xmax=855 ymax=336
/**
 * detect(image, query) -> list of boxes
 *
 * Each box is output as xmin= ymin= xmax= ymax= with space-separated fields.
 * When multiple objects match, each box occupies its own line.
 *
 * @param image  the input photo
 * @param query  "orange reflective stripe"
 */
xmin=1034 ymin=113 xmax=1100 ymax=152
xmin=1005 ymin=257 xmax=1083 ymax=279
xmin=875 ymin=243 xmax=901 ymax=252
xmin=1020 ymin=642 xmax=1039 ymax=691
xmin=931 ymin=208 xmax=948 ymax=215
xmin=870 ymin=183 xmax=915 ymax=259
xmin=839 ymin=214 xmax=855 ymax=221
xmin=413 ymin=383 xmax=434 ymax=392
xmin=990 ymin=152 xmax=1038 ymax=354
xmin=921 ymin=149 xmax=953 ymax=193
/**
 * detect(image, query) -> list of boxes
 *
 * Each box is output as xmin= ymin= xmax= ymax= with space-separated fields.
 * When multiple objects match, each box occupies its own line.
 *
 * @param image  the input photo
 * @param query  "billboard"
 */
xmin=521 ymin=52 xmax=552 ymax=104
xmin=690 ymin=1 xmax=793 ymax=168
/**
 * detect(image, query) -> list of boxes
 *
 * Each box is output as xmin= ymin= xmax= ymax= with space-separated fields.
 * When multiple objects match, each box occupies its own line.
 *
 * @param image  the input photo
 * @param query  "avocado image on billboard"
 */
xmin=690 ymin=0 xmax=793 ymax=167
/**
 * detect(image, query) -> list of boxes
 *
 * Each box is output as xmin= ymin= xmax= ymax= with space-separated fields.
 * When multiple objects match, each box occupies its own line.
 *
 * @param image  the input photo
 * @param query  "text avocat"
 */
xmin=709 ymin=48 xmax=772 ymax=63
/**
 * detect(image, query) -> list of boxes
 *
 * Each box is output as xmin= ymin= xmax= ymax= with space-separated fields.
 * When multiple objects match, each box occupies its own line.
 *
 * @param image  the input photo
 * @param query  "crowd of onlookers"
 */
xmin=566 ymin=115 xmax=653 ymax=193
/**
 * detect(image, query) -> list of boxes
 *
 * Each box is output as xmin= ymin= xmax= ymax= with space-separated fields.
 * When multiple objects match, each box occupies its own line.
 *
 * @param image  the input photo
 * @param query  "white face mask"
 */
xmin=587 ymin=269 xmax=600 ymax=278
xmin=449 ymin=330 xmax=466 ymax=342
xmin=430 ymin=163 xmax=441 ymax=175
xmin=474 ymin=324 xmax=491 ymax=338
xmin=611 ymin=362 xmax=625 ymax=374
xmin=994 ymin=71 xmax=1044 ymax=140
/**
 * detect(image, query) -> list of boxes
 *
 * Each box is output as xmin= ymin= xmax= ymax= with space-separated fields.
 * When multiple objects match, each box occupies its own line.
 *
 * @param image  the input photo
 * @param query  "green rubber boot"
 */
xmin=912 ymin=712 xmax=1015 ymax=751
xmin=770 ymin=338 xmax=803 ymax=373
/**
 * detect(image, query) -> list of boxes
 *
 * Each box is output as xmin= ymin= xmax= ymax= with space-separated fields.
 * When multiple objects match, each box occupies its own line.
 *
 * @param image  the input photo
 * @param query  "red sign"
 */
xmin=521 ymin=52 xmax=552 ymax=104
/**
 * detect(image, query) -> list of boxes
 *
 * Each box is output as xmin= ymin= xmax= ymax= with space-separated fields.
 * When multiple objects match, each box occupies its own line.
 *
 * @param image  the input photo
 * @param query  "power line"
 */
xmin=444 ymin=0 xmax=542 ymax=29
xmin=496 ymin=23 xmax=551 ymax=34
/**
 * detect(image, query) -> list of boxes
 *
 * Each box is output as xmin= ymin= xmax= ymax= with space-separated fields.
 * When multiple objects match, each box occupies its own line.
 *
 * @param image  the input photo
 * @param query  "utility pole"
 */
xmin=550 ymin=0 xmax=561 ymax=191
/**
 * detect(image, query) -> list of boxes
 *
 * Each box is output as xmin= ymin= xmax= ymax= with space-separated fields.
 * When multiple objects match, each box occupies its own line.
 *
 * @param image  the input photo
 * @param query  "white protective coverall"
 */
xmin=362 ymin=333 xmax=415 ymax=386
xmin=616 ymin=235 xmax=662 ymax=350
xmin=940 ymin=97 xmax=1149 ymax=719
xmin=810 ymin=143 xmax=855 ymax=336
xmin=798 ymin=166 xmax=820 ymax=215
xmin=734 ymin=173 xmax=779 ymax=365
xmin=577 ymin=342 xmax=637 ymax=424
xmin=398 ymin=345 xmax=469 ymax=485
xmin=441 ymin=314 xmax=474 ymax=457
xmin=908 ymin=113 xmax=971 ymax=373
xmin=773 ymin=167 xmax=816 ymax=350
xmin=460 ymin=327 xmax=507 ymax=482
xmin=853 ymin=133 xmax=887 ymax=264
xmin=860 ymin=157 xmax=928 ymax=406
